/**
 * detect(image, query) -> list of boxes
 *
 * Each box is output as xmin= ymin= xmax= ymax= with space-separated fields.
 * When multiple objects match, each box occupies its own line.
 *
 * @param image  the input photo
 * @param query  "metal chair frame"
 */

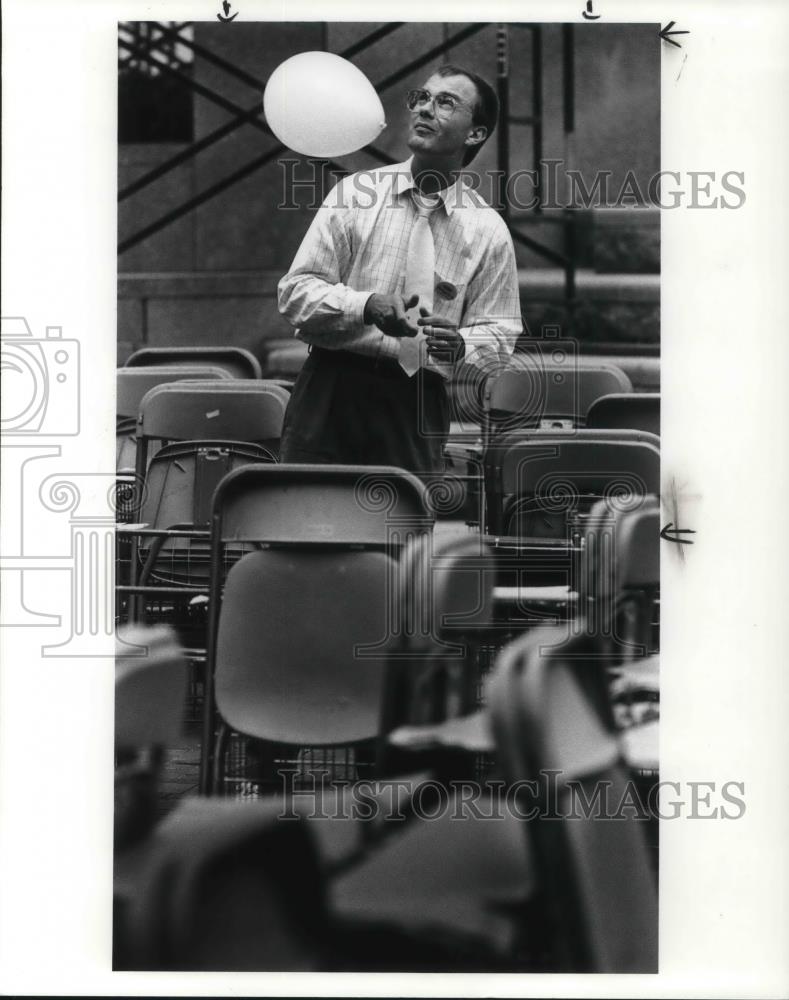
xmin=201 ymin=464 xmax=434 ymax=795
xmin=125 ymin=345 xmax=263 ymax=380
xmin=586 ymin=392 xmax=660 ymax=437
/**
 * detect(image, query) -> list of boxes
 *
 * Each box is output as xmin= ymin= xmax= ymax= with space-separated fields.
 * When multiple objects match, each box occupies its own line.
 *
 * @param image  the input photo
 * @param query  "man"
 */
xmin=277 ymin=63 xmax=522 ymax=476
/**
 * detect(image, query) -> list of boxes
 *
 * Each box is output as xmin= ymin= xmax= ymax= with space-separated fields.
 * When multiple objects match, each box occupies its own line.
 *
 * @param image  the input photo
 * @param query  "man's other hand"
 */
xmin=364 ymin=293 xmax=420 ymax=338
xmin=418 ymin=310 xmax=466 ymax=364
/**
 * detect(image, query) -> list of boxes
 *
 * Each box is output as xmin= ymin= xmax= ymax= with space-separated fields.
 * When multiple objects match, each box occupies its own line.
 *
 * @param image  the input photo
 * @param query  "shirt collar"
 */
xmin=390 ymin=157 xmax=472 ymax=216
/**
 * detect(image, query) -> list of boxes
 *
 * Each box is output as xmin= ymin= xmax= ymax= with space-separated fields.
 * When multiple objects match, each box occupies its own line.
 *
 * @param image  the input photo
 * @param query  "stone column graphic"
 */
xmin=0 ymin=444 xmax=62 ymax=627
xmin=38 ymin=473 xmax=137 ymax=657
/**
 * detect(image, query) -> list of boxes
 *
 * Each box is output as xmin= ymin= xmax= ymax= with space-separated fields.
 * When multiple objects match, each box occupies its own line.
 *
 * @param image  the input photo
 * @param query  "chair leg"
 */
xmin=210 ymin=721 xmax=229 ymax=797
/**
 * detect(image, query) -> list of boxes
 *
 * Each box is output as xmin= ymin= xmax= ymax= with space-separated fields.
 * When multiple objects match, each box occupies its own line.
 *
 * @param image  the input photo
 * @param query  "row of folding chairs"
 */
xmin=120 ymin=421 xmax=658 ymax=599
xmin=119 ymin=424 xmax=659 ymax=682
xmin=117 ymin=379 xmax=292 ymax=641
xmin=199 ymin=465 xmax=659 ymax=793
xmin=120 ymin=346 xmax=656 ymax=437
xmin=122 ymin=341 xmax=309 ymax=381
xmin=444 ymin=356 xmax=660 ymax=529
xmin=115 ymin=495 xmax=658 ymax=971
xmin=122 ymin=343 xmax=658 ymax=433
xmin=117 ymin=367 xmax=294 ymax=470
xmin=115 ymin=355 xmax=660 ymax=701
xmin=447 ymin=352 xmax=658 ymax=433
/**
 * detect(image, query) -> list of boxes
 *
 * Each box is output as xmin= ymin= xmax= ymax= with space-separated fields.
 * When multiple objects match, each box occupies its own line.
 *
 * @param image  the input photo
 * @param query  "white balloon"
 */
xmin=263 ymin=51 xmax=386 ymax=157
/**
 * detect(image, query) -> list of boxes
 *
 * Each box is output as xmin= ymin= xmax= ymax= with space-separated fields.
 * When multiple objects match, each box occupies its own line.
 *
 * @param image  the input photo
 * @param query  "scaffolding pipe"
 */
xmin=496 ymin=25 xmax=510 ymax=219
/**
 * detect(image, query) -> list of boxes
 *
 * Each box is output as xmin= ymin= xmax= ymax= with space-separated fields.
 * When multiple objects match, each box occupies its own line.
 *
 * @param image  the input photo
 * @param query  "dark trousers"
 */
xmin=280 ymin=346 xmax=450 ymax=476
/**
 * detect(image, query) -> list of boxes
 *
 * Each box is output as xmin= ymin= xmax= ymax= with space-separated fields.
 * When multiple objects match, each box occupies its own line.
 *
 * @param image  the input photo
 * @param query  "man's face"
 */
xmin=406 ymin=72 xmax=484 ymax=163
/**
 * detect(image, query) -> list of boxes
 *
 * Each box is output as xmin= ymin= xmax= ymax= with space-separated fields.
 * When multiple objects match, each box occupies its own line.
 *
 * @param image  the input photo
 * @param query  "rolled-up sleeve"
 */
xmin=277 ymin=181 xmax=375 ymax=342
xmin=459 ymin=218 xmax=522 ymax=371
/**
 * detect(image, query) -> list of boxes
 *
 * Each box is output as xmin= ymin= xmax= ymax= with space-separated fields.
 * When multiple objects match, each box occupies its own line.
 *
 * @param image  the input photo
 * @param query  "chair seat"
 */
xmin=608 ymin=654 xmax=660 ymax=696
xmin=330 ymin=790 xmax=536 ymax=956
xmin=294 ymin=772 xmax=433 ymax=871
xmin=494 ymin=585 xmax=577 ymax=604
xmin=620 ymin=719 xmax=659 ymax=772
xmin=387 ymin=710 xmax=494 ymax=754
xmin=447 ymin=421 xmax=482 ymax=442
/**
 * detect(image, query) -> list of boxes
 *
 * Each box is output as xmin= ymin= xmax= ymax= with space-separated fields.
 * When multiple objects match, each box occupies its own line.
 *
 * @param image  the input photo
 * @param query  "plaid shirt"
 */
xmin=277 ymin=158 xmax=522 ymax=376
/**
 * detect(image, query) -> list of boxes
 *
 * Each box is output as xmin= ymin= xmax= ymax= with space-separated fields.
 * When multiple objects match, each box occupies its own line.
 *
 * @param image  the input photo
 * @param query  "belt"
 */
xmin=309 ymin=345 xmax=445 ymax=383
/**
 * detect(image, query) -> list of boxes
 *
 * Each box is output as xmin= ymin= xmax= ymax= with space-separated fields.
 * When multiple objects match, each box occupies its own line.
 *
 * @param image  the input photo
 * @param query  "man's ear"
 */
xmin=465 ymin=125 xmax=488 ymax=151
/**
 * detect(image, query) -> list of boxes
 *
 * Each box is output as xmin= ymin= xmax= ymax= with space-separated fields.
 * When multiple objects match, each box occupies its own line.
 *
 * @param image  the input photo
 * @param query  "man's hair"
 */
xmin=434 ymin=63 xmax=499 ymax=165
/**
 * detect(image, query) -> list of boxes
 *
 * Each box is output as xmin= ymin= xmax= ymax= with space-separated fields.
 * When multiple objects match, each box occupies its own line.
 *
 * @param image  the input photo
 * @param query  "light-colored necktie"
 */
xmin=399 ymin=193 xmax=440 ymax=377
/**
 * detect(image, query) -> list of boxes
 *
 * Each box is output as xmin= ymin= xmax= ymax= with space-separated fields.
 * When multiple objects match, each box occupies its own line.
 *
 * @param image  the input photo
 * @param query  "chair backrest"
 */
xmin=125 ymin=346 xmax=263 ymax=380
xmin=488 ymin=628 xmax=658 ymax=972
xmin=205 ymin=465 xmax=433 ymax=760
xmin=491 ymin=430 xmax=660 ymax=537
xmin=137 ymin=380 xmax=290 ymax=446
xmin=263 ymin=341 xmax=309 ymax=378
xmin=486 ymin=361 xmax=632 ymax=431
xmin=259 ymin=378 xmax=294 ymax=393
xmin=214 ymin=546 xmax=394 ymax=746
xmin=136 ymin=442 xmax=275 ymax=588
xmin=581 ymin=496 xmax=660 ymax=659
xmin=117 ymin=798 xmax=326 ymax=971
xmin=210 ymin=464 xmax=433 ymax=548
xmin=116 ymin=416 xmax=138 ymax=473
xmin=582 ymin=354 xmax=660 ymax=392
xmin=586 ymin=393 xmax=660 ymax=436
xmin=115 ymin=624 xmax=187 ymax=749
xmin=114 ymin=625 xmax=187 ymax=849
xmin=117 ymin=366 xmax=232 ymax=419
xmin=140 ymin=441 xmax=275 ymax=533
xmin=379 ymin=535 xmax=497 ymax=747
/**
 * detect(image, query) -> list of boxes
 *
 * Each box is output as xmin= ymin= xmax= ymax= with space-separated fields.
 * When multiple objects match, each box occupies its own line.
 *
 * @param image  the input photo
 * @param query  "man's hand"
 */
xmin=364 ymin=293 xmax=420 ymax=338
xmin=418 ymin=310 xmax=466 ymax=364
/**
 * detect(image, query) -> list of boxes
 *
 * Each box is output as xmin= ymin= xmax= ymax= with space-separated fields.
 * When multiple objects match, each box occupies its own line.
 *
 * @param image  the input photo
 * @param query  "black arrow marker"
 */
xmin=218 ymin=1 xmax=239 ymax=21
xmin=660 ymin=522 xmax=696 ymax=544
xmin=660 ymin=21 xmax=690 ymax=48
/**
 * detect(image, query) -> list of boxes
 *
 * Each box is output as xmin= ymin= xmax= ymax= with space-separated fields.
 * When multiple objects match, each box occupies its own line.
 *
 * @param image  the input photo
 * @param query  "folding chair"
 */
xmin=487 ymin=625 xmax=658 ymax=972
xmin=485 ymin=359 xmax=632 ymax=436
xmin=114 ymin=798 xmax=328 ymax=970
xmin=262 ymin=339 xmax=309 ymax=378
xmin=116 ymin=366 xmax=237 ymax=585
xmin=202 ymin=464 xmax=433 ymax=796
xmin=377 ymin=534 xmax=499 ymax=779
xmin=117 ymin=365 xmax=233 ymax=422
xmin=444 ymin=358 xmax=633 ymax=527
xmin=115 ymin=624 xmax=188 ymax=850
xmin=327 ymin=542 xmax=546 ymax=970
xmin=123 ymin=381 xmax=290 ymax=604
xmin=116 ymin=365 xmax=232 ymax=474
xmin=380 ymin=496 xmax=660 ymax=775
xmin=328 ymin=779 xmax=540 ymax=969
xmin=485 ymin=428 xmax=660 ymax=538
xmin=125 ymin=345 xmax=263 ymax=380
xmin=586 ymin=392 xmax=660 ymax=436
xmin=478 ymin=430 xmax=659 ymax=653
xmin=581 ymin=496 xmax=661 ymax=800
xmin=133 ymin=379 xmax=290 ymax=477
xmin=581 ymin=494 xmax=660 ymax=663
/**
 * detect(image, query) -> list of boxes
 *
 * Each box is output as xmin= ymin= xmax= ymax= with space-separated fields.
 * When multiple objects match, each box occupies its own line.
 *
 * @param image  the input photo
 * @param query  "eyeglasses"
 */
xmin=405 ymin=88 xmax=474 ymax=119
